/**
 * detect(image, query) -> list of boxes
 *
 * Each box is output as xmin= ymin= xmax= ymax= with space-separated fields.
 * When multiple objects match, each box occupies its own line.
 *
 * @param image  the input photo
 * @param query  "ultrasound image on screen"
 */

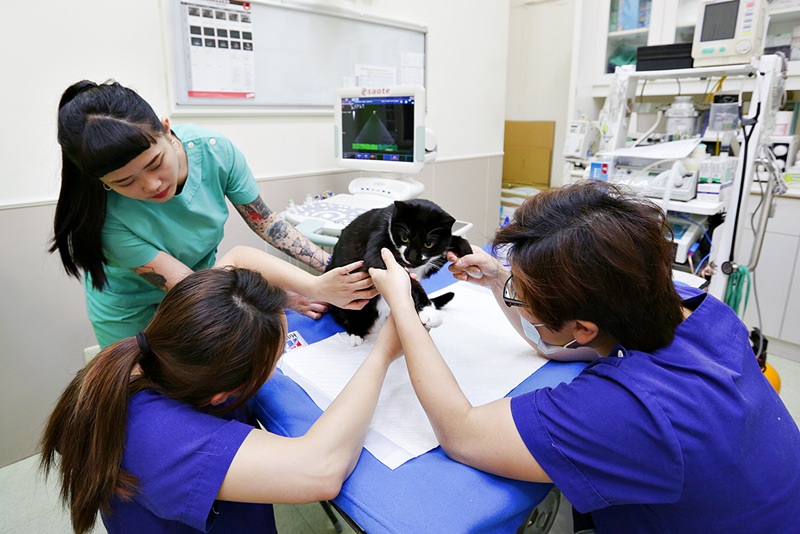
xmin=340 ymin=96 xmax=415 ymax=163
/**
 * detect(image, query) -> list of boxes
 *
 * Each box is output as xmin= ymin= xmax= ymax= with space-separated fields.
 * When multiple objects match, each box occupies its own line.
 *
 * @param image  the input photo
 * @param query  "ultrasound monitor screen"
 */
xmin=340 ymin=95 xmax=415 ymax=163
xmin=699 ymin=0 xmax=739 ymax=42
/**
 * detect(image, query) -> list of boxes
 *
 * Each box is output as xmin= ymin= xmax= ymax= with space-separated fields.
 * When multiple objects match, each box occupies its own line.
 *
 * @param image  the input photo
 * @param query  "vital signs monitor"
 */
xmin=691 ymin=0 xmax=766 ymax=67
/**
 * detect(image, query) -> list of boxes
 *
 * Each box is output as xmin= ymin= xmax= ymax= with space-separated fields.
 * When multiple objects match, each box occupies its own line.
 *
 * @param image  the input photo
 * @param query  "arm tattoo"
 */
xmin=240 ymin=197 xmax=274 ymax=223
xmin=235 ymin=197 xmax=329 ymax=271
xmin=133 ymin=267 xmax=169 ymax=292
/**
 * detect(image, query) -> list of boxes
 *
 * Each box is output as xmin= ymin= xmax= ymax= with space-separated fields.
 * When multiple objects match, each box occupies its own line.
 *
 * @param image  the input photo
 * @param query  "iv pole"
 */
xmin=708 ymin=54 xmax=787 ymax=299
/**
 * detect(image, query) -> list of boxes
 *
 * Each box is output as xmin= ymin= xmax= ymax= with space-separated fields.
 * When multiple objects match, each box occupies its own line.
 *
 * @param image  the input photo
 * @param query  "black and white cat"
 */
xmin=326 ymin=198 xmax=472 ymax=346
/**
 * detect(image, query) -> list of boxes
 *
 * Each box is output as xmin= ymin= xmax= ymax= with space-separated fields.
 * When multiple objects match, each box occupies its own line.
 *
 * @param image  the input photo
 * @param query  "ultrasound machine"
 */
xmin=282 ymin=85 xmax=471 ymax=246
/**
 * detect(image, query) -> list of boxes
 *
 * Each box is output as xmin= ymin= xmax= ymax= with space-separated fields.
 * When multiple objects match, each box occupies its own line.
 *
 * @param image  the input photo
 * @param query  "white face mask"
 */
xmin=520 ymin=318 xmax=578 ymax=355
xmin=520 ymin=318 xmax=601 ymax=361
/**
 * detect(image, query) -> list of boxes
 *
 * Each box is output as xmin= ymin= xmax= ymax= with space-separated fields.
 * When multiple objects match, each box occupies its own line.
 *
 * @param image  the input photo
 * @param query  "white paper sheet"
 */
xmin=279 ymin=282 xmax=548 ymax=469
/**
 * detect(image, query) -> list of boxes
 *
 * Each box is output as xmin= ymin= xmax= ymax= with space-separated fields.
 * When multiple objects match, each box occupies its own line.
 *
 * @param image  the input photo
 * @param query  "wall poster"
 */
xmin=179 ymin=0 xmax=256 ymax=99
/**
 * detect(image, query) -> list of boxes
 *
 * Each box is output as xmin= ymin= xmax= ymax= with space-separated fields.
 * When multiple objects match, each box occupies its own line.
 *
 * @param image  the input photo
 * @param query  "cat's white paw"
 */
xmin=418 ymin=305 xmax=443 ymax=330
xmin=347 ymin=334 xmax=365 ymax=346
xmin=337 ymin=332 xmax=365 ymax=347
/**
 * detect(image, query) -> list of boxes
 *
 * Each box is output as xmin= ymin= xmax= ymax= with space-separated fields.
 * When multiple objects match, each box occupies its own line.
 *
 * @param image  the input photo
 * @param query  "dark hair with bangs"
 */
xmin=40 ymin=267 xmax=288 ymax=534
xmin=49 ymin=80 xmax=166 ymax=290
xmin=493 ymin=180 xmax=683 ymax=352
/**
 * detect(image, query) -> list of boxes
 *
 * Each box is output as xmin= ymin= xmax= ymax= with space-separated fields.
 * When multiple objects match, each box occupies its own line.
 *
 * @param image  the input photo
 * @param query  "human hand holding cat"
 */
xmin=368 ymin=248 xmax=415 ymax=312
xmin=314 ymin=260 xmax=379 ymax=310
xmin=446 ymin=246 xmax=505 ymax=289
xmin=285 ymin=291 xmax=329 ymax=320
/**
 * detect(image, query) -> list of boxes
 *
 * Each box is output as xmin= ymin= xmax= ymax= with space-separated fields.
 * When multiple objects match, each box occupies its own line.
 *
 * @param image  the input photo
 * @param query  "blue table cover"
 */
xmin=250 ymin=265 xmax=586 ymax=533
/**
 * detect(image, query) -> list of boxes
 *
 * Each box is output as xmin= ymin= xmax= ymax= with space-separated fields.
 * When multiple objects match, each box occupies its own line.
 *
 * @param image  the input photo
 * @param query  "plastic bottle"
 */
xmin=665 ymin=96 xmax=699 ymax=139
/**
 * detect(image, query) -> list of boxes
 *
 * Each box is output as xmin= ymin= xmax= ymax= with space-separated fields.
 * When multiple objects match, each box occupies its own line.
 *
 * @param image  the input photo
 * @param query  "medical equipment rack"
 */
xmin=593 ymin=54 xmax=788 ymax=300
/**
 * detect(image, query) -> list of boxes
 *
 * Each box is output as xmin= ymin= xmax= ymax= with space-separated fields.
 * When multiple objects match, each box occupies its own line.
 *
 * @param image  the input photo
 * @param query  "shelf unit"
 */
xmin=562 ymin=2 xmax=800 ymax=357
xmin=584 ymin=55 xmax=787 ymax=298
xmin=572 ymin=1 xmax=800 ymax=111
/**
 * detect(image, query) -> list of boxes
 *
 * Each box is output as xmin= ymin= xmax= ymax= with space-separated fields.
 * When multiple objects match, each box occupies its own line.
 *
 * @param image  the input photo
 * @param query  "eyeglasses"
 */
xmin=502 ymin=275 xmax=526 ymax=308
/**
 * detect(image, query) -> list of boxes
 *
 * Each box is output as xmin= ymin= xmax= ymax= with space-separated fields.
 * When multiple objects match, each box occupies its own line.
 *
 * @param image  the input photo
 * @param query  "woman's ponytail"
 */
xmin=50 ymin=153 xmax=107 ymax=286
xmin=40 ymin=337 xmax=142 ymax=534
xmin=58 ymin=80 xmax=98 ymax=111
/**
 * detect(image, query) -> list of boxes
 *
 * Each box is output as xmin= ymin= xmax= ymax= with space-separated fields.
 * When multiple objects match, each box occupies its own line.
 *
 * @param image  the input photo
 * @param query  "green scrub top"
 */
xmin=86 ymin=124 xmax=259 ymax=347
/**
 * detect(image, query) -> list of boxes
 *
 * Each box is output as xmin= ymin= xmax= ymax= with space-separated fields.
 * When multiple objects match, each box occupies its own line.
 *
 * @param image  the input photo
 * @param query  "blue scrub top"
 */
xmin=511 ymin=286 xmax=800 ymax=533
xmin=102 ymin=389 xmax=277 ymax=533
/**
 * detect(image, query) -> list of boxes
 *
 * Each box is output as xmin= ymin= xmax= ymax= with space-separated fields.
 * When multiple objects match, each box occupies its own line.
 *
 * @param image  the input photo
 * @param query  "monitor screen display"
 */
xmin=335 ymin=86 xmax=425 ymax=174
xmin=699 ymin=0 xmax=739 ymax=42
xmin=341 ymin=94 xmax=415 ymax=163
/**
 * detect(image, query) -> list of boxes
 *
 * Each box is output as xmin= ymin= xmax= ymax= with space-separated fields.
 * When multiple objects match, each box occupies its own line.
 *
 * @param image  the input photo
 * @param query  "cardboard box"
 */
xmin=503 ymin=121 xmax=554 ymax=188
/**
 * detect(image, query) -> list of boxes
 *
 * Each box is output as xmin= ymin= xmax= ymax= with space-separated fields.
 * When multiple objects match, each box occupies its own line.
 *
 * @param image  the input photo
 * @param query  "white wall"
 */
xmin=505 ymin=0 xmax=576 ymax=187
xmin=0 ymin=0 xmax=509 ymax=206
xmin=0 ymin=1 xmax=169 ymax=206
xmin=0 ymin=0 xmax=510 ymax=466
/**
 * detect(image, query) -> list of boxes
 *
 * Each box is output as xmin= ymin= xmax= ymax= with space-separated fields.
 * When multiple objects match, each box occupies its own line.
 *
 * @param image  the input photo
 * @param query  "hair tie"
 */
xmin=135 ymin=331 xmax=152 ymax=357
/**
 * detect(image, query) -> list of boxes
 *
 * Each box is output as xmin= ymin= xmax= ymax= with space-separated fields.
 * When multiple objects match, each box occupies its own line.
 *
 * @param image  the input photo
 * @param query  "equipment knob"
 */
xmin=735 ymin=40 xmax=752 ymax=54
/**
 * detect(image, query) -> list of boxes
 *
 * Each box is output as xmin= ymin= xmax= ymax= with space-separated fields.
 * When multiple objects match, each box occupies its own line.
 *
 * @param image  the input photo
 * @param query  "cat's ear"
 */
xmin=393 ymin=200 xmax=409 ymax=212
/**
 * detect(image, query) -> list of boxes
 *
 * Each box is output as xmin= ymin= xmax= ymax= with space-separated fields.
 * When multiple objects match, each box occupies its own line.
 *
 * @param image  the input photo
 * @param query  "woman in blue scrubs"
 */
xmin=50 ymin=80 xmax=375 ymax=347
xmin=371 ymin=180 xmax=800 ymax=533
xmin=41 ymin=267 xmax=400 ymax=534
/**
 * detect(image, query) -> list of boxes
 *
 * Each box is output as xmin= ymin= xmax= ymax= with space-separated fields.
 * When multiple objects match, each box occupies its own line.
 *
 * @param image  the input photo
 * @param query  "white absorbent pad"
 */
xmin=279 ymin=281 xmax=547 ymax=469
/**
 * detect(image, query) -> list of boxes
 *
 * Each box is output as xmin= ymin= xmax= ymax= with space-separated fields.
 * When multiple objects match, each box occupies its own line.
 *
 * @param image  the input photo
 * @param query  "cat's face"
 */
xmin=389 ymin=200 xmax=455 ymax=268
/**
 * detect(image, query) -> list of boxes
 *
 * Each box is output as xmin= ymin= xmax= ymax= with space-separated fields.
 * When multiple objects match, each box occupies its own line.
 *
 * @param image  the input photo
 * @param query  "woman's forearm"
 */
xmin=219 ymin=324 xmax=397 ymax=504
xmin=304 ymin=346 xmax=393 ymax=477
xmin=216 ymin=246 xmax=318 ymax=297
xmin=262 ymin=211 xmax=330 ymax=272
xmin=218 ymin=246 xmax=373 ymax=309
xmin=390 ymin=302 xmax=474 ymax=448
xmin=234 ymin=199 xmax=329 ymax=271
